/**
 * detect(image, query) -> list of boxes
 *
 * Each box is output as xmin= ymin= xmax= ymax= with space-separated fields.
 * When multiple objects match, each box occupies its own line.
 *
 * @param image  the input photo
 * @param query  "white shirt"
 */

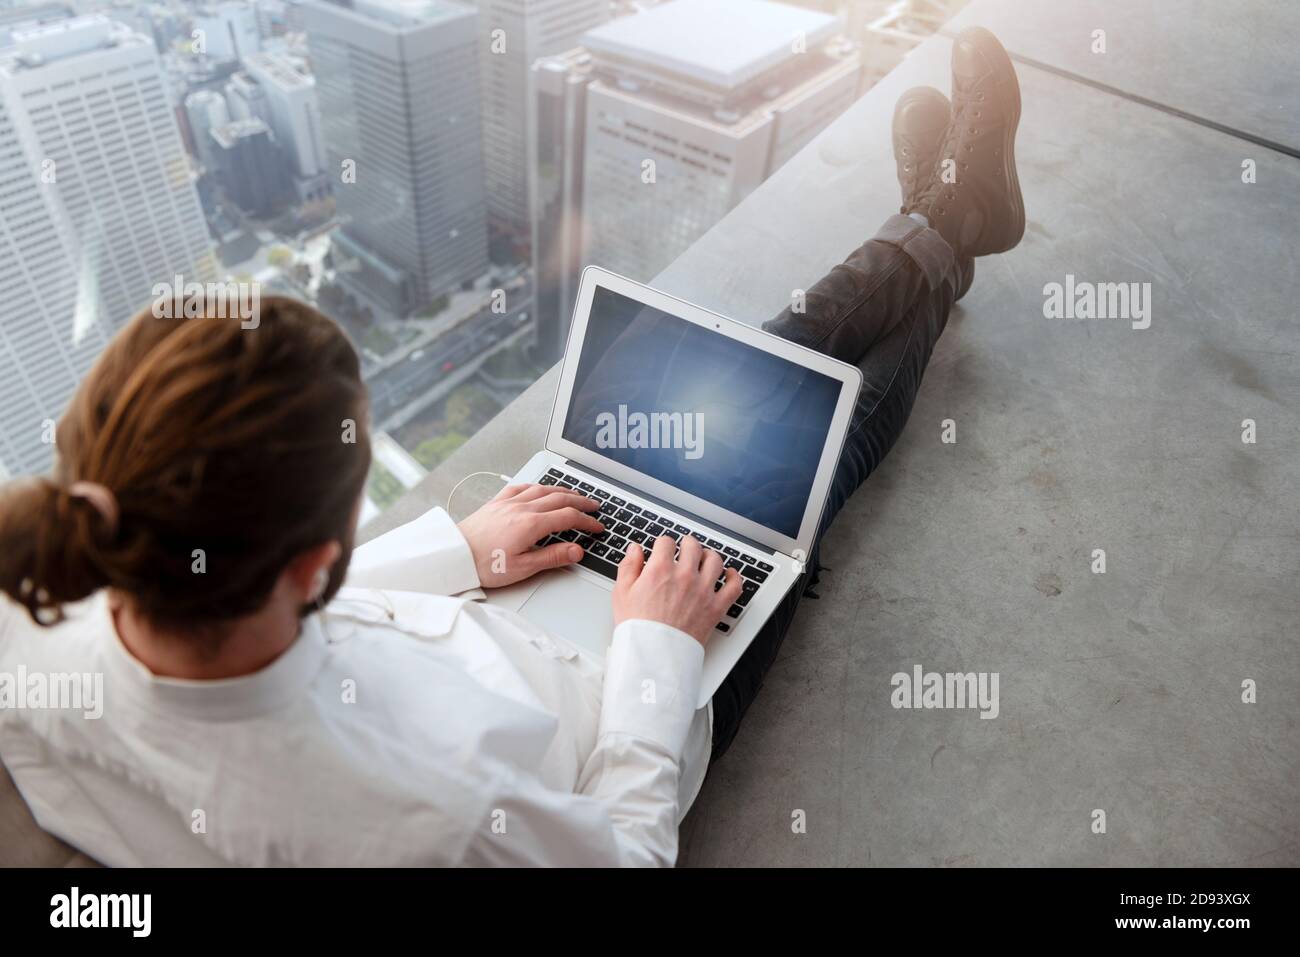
xmin=0 ymin=507 xmax=713 ymax=866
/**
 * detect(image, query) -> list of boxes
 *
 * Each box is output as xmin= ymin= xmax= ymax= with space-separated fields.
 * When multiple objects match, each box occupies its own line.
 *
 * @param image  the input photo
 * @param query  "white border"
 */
xmin=546 ymin=265 xmax=863 ymax=560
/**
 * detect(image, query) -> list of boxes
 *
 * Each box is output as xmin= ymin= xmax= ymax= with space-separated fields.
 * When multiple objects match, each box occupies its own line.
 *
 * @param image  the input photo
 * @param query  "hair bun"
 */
xmin=0 ymin=478 xmax=110 ymax=625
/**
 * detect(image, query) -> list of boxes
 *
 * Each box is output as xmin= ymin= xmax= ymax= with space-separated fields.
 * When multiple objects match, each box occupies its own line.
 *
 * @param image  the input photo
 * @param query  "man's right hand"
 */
xmin=612 ymin=535 xmax=743 ymax=646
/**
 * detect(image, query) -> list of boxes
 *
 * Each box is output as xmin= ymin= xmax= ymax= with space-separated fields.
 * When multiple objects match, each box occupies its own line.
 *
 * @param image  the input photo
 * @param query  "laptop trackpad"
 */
xmin=519 ymin=572 xmax=615 ymax=659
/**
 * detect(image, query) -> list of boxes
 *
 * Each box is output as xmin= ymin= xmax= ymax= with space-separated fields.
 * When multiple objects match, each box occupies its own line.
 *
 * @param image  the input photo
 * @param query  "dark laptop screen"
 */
xmin=562 ymin=285 xmax=843 ymax=539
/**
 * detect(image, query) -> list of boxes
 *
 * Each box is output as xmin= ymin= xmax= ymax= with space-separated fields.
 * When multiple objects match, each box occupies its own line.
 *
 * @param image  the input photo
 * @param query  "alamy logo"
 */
xmin=0 ymin=667 xmax=102 ymax=719
xmin=891 ymin=664 xmax=999 ymax=719
xmin=1042 ymin=274 xmax=1151 ymax=329
xmin=50 ymin=887 xmax=151 ymax=937
xmin=151 ymin=275 xmax=260 ymax=329
xmin=595 ymin=404 xmax=704 ymax=460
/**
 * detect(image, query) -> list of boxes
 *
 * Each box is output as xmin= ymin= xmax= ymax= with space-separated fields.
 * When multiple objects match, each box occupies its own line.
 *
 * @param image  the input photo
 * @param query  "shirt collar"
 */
xmin=98 ymin=596 xmax=329 ymax=721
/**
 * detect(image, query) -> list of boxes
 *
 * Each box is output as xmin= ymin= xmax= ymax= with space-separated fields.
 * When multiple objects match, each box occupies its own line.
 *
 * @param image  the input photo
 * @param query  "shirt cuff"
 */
xmin=599 ymin=619 xmax=705 ymax=757
xmin=347 ymin=507 xmax=482 ymax=596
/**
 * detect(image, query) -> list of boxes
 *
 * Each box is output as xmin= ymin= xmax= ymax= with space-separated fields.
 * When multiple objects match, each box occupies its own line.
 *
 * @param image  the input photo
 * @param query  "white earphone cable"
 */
xmin=446 ymin=470 xmax=513 ymax=515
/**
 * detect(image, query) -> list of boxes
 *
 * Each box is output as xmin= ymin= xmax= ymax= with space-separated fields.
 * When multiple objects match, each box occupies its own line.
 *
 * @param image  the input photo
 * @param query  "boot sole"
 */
xmin=961 ymin=26 xmax=1024 ymax=255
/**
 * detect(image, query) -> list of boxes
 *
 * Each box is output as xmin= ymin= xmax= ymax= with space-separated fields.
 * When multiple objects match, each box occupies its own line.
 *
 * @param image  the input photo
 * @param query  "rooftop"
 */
xmin=0 ymin=2 xmax=73 ymax=39
xmin=210 ymin=117 xmax=272 ymax=148
xmin=582 ymin=0 xmax=841 ymax=91
xmin=344 ymin=0 xmax=470 ymax=30
xmin=0 ymin=14 xmax=143 ymax=70
xmin=244 ymin=50 xmax=313 ymax=89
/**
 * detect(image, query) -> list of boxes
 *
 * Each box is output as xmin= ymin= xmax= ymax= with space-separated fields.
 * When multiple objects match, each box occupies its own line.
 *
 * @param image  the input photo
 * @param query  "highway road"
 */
xmin=365 ymin=300 xmax=534 ymax=427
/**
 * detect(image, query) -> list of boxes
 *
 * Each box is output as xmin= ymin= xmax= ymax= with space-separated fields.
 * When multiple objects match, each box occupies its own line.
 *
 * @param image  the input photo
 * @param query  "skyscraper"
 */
xmin=0 ymin=15 xmax=216 ymax=476
xmin=530 ymin=47 xmax=593 ymax=363
xmin=302 ymin=0 xmax=488 ymax=316
xmin=224 ymin=70 xmax=268 ymax=123
xmin=184 ymin=88 xmax=231 ymax=170
xmin=193 ymin=1 xmax=262 ymax=63
xmin=243 ymin=50 xmax=329 ymax=200
xmin=477 ymin=0 xmax=607 ymax=263
xmin=210 ymin=118 xmax=287 ymax=216
xmin=579 ymin=0 xmax=861 ymax=281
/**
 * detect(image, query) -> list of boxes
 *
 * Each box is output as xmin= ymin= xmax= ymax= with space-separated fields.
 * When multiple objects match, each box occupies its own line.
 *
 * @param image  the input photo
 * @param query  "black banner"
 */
xmin=0 ymin=866 xmax=1286 ymax=943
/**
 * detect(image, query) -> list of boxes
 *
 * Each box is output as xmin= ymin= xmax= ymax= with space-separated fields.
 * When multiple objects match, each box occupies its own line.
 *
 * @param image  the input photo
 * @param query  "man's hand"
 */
xmin=612 ymin=535 xmax=743 ymax=646
xmin=457 ymin=483 xmax=604 ymax=588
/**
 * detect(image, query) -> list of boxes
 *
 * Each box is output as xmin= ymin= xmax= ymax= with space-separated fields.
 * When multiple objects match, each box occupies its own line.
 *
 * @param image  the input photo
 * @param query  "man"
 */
xmin=0 ymin=28 xmax=1022 ymax=866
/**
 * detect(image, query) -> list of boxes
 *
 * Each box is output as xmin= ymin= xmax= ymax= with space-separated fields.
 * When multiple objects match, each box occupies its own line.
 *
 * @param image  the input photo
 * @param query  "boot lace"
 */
xmin=914 ymin=76 xmax=984 ymax=213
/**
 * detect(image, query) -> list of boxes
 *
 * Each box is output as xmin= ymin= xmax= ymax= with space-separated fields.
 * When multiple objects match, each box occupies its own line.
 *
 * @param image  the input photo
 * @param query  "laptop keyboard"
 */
xmin=534 ymin=467 xmax=776 ymax=634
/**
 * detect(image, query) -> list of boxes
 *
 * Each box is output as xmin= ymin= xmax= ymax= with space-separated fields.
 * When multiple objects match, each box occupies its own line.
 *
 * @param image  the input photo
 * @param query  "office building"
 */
xmin=210 ymin=117 xmax=286 ymax=215
xmin=0 ymin=16 xmax=215 ymax=475
xmin=184 ymin=88 xmax=230 ymax=169
xmin=579 ymin=0 xmax=861 ymax=281
xmin=477 ymin=0 xmax=607 ymax=262
xmin=194 ymin=1 xmax=261 ymax=62
xmin=224 ymin=69 xmax=268 ymax=123
xmin=243 ymin=49 xmax=329 ymax=200
xmin=302 ymin=0 xmax=488 ymax=315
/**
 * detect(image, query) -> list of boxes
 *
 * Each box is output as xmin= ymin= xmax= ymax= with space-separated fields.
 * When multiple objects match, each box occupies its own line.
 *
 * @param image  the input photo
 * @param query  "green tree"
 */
xmin=413 ymin=432 xmax=467 ymax=469
xmin=417 ymin=293 xmax=449 ymax=318
xmin=444 ymin=391 xmax=474 ymax=433
xmin=367 ymin=461 xmax=406 ymax=510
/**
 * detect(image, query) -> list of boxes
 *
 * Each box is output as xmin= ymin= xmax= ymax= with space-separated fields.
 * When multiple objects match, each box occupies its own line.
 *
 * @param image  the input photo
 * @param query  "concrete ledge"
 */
xmin=369 ymin=8 xmax=1300 ymax=867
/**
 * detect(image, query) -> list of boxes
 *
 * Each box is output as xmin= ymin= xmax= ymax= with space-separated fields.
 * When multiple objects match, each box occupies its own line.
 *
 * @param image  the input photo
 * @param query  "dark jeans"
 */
xmin=709 ymin=214 xmax=967 ymax=762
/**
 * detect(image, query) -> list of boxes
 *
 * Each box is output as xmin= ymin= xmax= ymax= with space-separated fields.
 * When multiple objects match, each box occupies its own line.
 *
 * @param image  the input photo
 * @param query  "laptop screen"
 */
xmin=562 ymin=285 xmax=843 ymax=539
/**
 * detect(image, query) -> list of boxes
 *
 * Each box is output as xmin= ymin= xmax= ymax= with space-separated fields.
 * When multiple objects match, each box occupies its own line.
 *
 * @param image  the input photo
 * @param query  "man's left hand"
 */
xmin=457 ymin=483 xmax=604 ymax=588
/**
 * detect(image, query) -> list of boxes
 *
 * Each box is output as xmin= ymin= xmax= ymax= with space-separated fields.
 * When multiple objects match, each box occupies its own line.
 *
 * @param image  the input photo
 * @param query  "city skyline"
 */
xmin=0 ymin=0 xmax=923 ymax=515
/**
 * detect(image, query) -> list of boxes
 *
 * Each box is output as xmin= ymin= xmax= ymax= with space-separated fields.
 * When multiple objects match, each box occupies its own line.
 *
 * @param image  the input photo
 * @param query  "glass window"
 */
xmin=0 ymin=0 xmax=959 ymax=519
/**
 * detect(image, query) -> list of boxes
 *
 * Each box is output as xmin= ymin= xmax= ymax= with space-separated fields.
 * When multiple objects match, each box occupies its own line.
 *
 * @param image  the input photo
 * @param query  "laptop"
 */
xmin=485 ymin=266 xmax=862 ymax=707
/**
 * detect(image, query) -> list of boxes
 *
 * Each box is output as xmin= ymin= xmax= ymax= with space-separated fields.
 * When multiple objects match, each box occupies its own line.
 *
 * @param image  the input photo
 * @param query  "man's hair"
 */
xmin=0 ymin=296 xmax=371 ymax=641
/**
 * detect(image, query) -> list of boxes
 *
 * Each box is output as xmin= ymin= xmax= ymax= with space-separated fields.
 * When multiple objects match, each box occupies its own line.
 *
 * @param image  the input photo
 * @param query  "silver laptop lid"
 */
xmin=546 ymin=266 xmax=863 ymax=562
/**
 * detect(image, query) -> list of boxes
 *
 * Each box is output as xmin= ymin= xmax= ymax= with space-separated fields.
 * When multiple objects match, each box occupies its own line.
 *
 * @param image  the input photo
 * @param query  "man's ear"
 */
xmin=283 ymin=541 xmax=343 ymax=603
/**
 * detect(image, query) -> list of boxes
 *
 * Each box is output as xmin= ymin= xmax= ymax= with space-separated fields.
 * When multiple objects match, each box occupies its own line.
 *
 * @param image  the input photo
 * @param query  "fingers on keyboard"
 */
xmin=549 ymin=471 xmax=772 ymax=631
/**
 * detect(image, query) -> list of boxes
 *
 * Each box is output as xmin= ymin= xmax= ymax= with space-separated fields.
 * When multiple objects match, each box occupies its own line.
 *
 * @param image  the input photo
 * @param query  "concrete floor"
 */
xmin=368 ymin=1 xmax=1300 ymax=866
